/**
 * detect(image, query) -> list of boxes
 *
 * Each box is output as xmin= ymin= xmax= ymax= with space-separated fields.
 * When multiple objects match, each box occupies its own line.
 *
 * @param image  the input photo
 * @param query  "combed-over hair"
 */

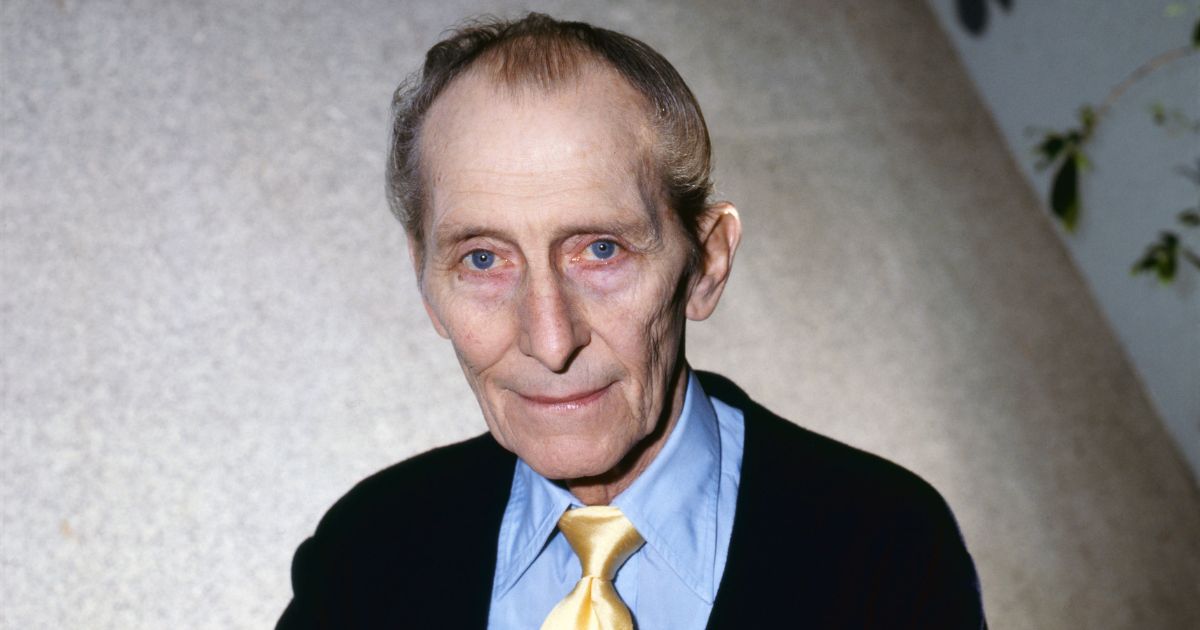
xmin=386 ymin=13 xmax=714 ymax=265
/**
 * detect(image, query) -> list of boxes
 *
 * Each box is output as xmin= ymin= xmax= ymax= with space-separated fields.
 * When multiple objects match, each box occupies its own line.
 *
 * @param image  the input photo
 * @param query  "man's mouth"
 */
xmin=517 ymin=383 xmax=612 ymax=411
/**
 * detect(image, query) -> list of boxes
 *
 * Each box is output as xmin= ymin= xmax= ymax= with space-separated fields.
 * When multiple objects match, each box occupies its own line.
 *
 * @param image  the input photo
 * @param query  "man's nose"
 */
xmin=516 ymin=272 xmax=590 ymax=373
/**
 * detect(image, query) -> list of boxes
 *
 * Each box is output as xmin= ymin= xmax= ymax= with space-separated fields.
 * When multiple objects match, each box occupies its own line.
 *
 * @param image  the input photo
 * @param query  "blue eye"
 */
xmin=464 ymin=250 xmax=496 ymax=270
xmin=588 ymin=240 xmax=618 ymax=260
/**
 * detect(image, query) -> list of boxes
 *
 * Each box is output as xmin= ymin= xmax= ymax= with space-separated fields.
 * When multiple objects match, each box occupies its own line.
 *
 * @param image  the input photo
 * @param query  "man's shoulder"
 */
xmin=754 ymin=406 xmax=951 ymax=521
xmin=699 ymin=370 xmax=952 ymax=520
xmin=701 ymin=370 xmax=975 ymax=582
xmin=279 ymin=434 xmax=515 ymax=628
xmin=313 ymin=432 xmax=516 ymax=541
xmin=699 ymin=371 xmax=986 ymax=628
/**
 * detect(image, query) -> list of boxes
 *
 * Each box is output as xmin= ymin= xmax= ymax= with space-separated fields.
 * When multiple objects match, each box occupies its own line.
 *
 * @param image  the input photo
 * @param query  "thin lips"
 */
xmin=519 ymin=384 xmax=610 ymax=405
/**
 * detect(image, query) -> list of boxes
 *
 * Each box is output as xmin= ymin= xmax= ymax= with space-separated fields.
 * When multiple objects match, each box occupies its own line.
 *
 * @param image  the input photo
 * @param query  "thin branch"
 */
xmin=1095 ymin=45 xmax=1197 ymax=120
xmin=1183 ymin=247 xmax=1200 ymax=269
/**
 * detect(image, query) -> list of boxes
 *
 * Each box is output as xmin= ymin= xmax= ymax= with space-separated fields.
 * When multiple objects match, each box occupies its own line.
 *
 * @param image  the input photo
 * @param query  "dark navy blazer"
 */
xmin=278 ymin=372 xmax=987 ymax=629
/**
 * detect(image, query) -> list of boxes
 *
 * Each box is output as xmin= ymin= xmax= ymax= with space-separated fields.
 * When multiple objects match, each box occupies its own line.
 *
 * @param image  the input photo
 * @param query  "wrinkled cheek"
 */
xmin=593 ymin=284 xmax=687 ymax=414
xmin=644 ymin=301 xmax=684 ymax=376
xmin=439 ymin=295 xmax=516 ymax=376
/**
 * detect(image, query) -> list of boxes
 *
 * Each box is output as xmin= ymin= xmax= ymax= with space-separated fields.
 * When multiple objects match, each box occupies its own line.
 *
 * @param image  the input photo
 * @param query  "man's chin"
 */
xmin=517 ymin=444 xmax=626 ymax=483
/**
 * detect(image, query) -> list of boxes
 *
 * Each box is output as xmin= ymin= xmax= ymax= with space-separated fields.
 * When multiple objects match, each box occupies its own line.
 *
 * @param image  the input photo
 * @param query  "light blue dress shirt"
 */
xmin=487 ymin=370 xmax=745 ymax=630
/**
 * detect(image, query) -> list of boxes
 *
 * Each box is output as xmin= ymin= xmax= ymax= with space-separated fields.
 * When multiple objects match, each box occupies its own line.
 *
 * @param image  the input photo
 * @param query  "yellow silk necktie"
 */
xmin=540 ymin=505 xmax=645 ymax=630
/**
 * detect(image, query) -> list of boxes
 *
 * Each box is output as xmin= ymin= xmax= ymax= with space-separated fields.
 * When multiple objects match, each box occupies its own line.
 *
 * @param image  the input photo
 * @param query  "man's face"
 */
xmin=416 ymin=68 xmax=696 ymax=482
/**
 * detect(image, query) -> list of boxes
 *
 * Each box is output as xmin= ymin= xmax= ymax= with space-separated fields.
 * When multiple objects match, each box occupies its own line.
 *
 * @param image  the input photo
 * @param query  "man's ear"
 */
xmin=686 ymin=202 xmax=742 ymax=321
xmin=407 ymin=233 xmax=450 ymax=339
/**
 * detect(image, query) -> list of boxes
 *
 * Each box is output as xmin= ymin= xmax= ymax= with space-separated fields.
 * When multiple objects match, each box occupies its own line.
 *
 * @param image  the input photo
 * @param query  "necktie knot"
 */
xmin=540 ymin=505 xmax=644 ymax=630
xmin=557 ymin=505 xmax=645 ymax=580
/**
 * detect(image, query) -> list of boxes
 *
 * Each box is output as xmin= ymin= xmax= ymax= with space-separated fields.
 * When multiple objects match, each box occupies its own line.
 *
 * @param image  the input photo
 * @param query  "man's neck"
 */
xmin=564 ymin=366 xmax=690 ymax=505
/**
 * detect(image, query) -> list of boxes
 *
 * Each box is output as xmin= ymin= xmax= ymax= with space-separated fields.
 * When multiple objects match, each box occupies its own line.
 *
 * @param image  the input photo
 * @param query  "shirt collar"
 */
xmin=492 ymin=369 xmax=724 ymax=602
xmin=613 ymin=369 xmax=722 ymax=602
xmin=492 ymin=451 xmax=575 ymax=598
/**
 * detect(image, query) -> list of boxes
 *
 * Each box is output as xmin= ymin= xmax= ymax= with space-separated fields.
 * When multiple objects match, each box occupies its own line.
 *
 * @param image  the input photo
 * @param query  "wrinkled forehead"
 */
xmin=422 ymin=64 xmax=653 ymax=168
xmin=418 ymin=65 xmax=662 ymax=233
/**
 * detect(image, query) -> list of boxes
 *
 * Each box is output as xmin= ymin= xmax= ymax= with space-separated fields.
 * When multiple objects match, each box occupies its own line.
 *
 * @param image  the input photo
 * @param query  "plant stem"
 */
xmin=1095 ymin=45 xmax=1197 ymax=120
xmin=1184 ymin=247 xmax=1200 ymax=269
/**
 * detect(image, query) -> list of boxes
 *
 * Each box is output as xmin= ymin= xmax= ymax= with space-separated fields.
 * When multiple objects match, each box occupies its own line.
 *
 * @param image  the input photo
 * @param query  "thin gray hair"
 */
xmin=385 ymin=13 xmax=714 ymax=269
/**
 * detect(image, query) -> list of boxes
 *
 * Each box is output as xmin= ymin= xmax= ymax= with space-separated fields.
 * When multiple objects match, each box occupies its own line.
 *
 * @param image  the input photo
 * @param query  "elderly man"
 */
xmin=279 ymin=13 xmax=985 ymax=630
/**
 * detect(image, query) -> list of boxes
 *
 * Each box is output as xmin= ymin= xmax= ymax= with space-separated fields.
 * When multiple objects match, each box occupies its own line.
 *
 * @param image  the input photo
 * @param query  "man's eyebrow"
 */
xmin=549 ymin=217 xmax=662 ymax=246
xmin=431 ymin=222 xmax=512 ymax=251
xmin=430 ymin=215 xmax=663 ymax=251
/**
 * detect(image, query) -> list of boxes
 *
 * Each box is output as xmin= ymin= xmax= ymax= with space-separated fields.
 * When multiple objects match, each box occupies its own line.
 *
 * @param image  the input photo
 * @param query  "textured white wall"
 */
xmin=924 ymin=0 xmax=1200 ymax=480
xmin=2 ymin=1 xmax=1198 ymax=629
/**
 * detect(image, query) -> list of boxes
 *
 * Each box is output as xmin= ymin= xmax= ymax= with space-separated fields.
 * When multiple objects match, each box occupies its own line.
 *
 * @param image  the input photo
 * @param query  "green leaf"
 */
xmin=1193 ymin=17 xmax=1200 ymax=48
xmin=1132 ymin=233 xmax=1180 ymax=283
xmin=1180 ymin=209 xmax=1200 ymax=227
xmin=1150 ymin=102 xmax=1167 ymax=125
xmin=1051 ymin=154 xmax=1081 ymax=230
xmin=1078 ymin=106 xmax=1097 ymax=134
xmin=1159 ymin=234 xmax=1179 ymax=282
xmin=1149 ymin=105 xmax=1200 ymax=134
xmin=1131 ymin=253 xmax=1157 ymax=274
xmin=1035 ymin=134 xmax=1067 ymax=167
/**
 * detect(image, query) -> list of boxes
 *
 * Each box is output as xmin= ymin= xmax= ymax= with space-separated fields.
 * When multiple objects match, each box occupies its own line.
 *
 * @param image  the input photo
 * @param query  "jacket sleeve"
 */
xmin=876 ymin=485 xmax=988 ymax=629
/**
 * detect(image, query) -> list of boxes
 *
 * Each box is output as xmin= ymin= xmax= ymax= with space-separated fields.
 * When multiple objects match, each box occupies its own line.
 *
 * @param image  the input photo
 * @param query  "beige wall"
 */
xmin=2 ymin=1 xmax=1197 ymax=628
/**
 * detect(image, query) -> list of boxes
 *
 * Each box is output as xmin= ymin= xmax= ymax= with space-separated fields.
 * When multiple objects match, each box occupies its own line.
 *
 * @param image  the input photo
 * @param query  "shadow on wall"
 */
xmin=957 ymin=0 xmax=1013 ymax=36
